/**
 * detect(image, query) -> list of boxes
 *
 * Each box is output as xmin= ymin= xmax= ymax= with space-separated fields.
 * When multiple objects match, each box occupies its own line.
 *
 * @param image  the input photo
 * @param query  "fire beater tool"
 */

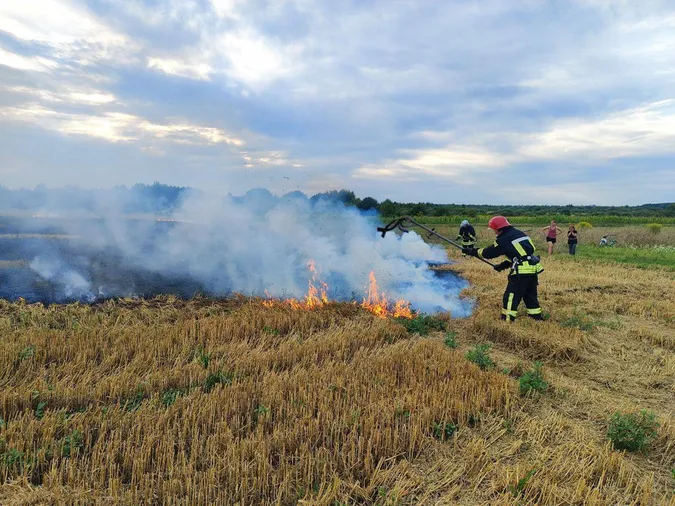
xmin=376 ymin=216 xmax=495 ymax=267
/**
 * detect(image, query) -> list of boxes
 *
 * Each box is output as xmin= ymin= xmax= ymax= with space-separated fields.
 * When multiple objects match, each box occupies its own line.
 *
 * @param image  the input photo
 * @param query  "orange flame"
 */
xmin=262 ymin=262 xmax=412 ymax=318
xmin=361 ymin=271 xmax=413 ymax=319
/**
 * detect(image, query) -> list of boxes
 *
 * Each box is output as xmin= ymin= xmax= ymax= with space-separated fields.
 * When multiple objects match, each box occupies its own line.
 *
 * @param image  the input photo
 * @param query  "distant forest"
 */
xmin=1 ymin=183 xmax=674 ymax=218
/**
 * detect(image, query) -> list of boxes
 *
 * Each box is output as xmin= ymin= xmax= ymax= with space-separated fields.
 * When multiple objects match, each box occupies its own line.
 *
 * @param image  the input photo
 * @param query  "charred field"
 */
xmin=0 ymin=236 xmax=674 ymax=505
xmin=0 ymin=216 xmax=203 ymax=303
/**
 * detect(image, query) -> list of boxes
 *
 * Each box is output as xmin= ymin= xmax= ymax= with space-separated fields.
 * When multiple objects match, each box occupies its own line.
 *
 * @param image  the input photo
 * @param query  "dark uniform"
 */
xmin=475 ymin=226 xmax=544 ymax=321
xmin=457 ymin=224 xmax=477 ymax=248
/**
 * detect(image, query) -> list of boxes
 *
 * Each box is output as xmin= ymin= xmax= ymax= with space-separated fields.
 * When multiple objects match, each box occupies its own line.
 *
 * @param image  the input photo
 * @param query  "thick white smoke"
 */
xmin=18 ymin=191 xmax=472 ymax=316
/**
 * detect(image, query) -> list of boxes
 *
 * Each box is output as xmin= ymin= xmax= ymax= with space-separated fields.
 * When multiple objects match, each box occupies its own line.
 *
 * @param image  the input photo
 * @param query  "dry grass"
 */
xmin=1 ymin=253 xmax=674 ymax=505
xmin=0 ymin=298 xmax=512 ymax=505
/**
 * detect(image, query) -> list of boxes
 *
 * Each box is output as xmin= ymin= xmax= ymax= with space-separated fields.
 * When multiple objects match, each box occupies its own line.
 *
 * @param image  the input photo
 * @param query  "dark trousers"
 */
xmin=501 ymin=274 xmax=542 ymax=321
xmin=568 ymin=242 xmax=577 ymax=255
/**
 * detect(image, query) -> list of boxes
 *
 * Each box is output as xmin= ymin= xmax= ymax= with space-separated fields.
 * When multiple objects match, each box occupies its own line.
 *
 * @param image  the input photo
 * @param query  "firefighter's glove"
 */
xmin=493 ymin=260 xmax=512 ymax=272
xmin=462 ymin=247 xmax=478 ymax=257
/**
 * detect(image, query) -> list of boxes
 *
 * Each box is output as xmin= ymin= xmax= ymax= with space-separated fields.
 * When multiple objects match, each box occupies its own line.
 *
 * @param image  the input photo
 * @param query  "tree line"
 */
xmin=1 ymin=184 xmax=673 ymax=218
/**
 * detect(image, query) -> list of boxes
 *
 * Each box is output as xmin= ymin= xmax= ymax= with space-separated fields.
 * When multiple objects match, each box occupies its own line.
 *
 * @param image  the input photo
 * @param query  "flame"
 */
xmin=262 ymin=261 xmax=412 ymax=318
xmin=361 ymin=271 xmax=413 ymax=319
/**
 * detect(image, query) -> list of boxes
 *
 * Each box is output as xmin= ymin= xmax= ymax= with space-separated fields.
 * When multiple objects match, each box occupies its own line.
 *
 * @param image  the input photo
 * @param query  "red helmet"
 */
xmin=488 ymin=216 xmax=510 ymax=231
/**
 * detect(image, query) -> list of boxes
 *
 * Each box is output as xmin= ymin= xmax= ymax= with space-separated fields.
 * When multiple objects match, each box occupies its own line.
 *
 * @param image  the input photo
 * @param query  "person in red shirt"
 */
xmin=541 ymin=220 xmax=563 ymax=256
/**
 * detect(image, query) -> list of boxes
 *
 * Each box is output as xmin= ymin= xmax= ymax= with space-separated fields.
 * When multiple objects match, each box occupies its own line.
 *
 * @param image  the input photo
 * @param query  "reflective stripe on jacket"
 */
xmin=477 ymin=226 xmax=544 ymax=275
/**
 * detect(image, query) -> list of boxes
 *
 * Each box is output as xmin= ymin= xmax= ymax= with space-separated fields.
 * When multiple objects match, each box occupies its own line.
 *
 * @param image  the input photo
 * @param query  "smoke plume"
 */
xmin=0 ymin=188 xmax=473 ymax=316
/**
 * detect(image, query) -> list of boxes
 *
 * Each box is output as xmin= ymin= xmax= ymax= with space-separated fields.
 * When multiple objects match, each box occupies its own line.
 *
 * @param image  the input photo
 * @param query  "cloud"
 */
xmin=354 ymin=148 xmax=507 ymax=182
xmin=0 ymin=48 xmax=59 ymax=72
xmin=147 ymin=57 xmax=213 ymax=81
xmin=518 ymin=100 xmax=675 ymax=160
xmin=2 ymin=85 xmax=117 ymax=105
xmin=0 ymin=0 xmax=123 ymax=46
xmin=216 ymin=29 xmax=303 ymax=88
xmin=1 ymin=0 xmax=675 ymax=204
xmin=1 ymin=104 xmax=246 ymax=147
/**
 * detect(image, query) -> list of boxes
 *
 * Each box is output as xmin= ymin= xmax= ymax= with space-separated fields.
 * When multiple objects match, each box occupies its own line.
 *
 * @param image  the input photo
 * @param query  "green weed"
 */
xmin=561 ymin=312 xmax=622 ymax=331
xmin=204 ymin=370 xmax=233 ymax=392
xmin=0 ymin=447 xmax=26 ymax=473
xmin=18 ymin=345 xmax=35 ymax=361
xmin=60 ymin=430 xmax=84 ymax=458
xmin=123 ymin=387 xmax=146 ymax=412
xmin=519 ymin=362 xmax=548 ymax=396
xmin=161 ymin=388 xmax=185 ymax=407
xmin=397 ymin=313 xmax=446 ymax=335
xmin=510 ymin=468 xmax=536 ymax=497
xmin=560 ymin=313 xmax=597 ymax=331
xmin=432 ymin=421 xmax=457 ymax=440
xmin=607 ymin=410 xmax=659 ymax=452
xmin=466 ymin=343 xmax=495 ymax=370
xmin=34 ymin=401 xmax=47 ymax=420
xmin=443 ymin=331 xmax=458 ymax=349
xmin=394 ymin=406 xmax=410 ymax=421
xmin=192 ymin=346 xmax=210 ymax=369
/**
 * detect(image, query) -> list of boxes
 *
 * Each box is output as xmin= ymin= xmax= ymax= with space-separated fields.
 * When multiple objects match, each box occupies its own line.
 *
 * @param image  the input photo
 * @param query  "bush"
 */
xmin=607 ymin=410 xmax=659 ymax=452
xmin=519 ymin=362 xmax=548 ymax=396
xmin=578 ymin=221 xmax=593 ymax=229
xmin=465 ymin=343 xmax=495 ymax=370
xmin=646 ymin=223 xmax=663 ymax=234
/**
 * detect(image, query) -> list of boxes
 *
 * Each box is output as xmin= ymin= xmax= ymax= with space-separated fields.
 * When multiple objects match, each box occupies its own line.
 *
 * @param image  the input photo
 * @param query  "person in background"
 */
xmin=541 ymin=220 xmax=563 ymax=256
xmin=457 ymin=219 xmax=476 ymax=255
xmin=463 ymin=216 xmax=544 ymax=321
xmin=599 ymin=236 xmax=608 ymax=246
xmin=567 ymin=224 xmax=578 ymax=255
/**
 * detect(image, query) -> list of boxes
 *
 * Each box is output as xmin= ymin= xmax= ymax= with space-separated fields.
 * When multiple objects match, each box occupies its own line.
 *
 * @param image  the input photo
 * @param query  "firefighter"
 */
xmin=456 ymin=219 xmax=477 ymax=250
xmin=462 ymin=216 xmax=544 ymax=321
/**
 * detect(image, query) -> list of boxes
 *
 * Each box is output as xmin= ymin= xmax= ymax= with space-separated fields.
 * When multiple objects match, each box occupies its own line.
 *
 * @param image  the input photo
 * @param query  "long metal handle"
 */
xmin=378 ymin=216 xmax=495 ymax=267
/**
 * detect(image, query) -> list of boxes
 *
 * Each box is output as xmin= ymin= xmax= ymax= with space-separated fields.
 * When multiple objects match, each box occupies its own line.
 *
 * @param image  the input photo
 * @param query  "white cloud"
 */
xmin=0 ymin=104 xmax=246 ymax=147
xmin=147 ymin=57 xmax=213 ymax=81
xmin=362 ymin=98 xmax=675 ymax=179
xmin=0 ymin=48 xmax=59 ymax=72
xmin=353 ymin=147 xmax=507 ymax=182
xmin=139 ymin=121 xmax=245 ymax=146
xmin=209 ymin=0 xmax=240 ymax=19
xmin=519 ymin=99 xmax=675 ymax=160
xmin=67 ymin=92 xmax=116 ymax=105
xmin=0 ymin=0 xmax=125 ymax=46
xmin=217 ymin=29 xmax=302 ymax=87
xmin=59 ymin=112 xmax=138 ymax=142
xmin=2 ymin=84 xmax=116 ymax=105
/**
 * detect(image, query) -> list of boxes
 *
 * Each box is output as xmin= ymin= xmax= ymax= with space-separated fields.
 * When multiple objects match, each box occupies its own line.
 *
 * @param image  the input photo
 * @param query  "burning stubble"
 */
xmin=0 ymin=192 xmax=473 ymax=317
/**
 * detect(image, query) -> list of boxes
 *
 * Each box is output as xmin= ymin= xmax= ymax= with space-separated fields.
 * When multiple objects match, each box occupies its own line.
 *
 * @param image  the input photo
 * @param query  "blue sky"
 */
xmin=1 ymin=0 xmax=674 ymax=205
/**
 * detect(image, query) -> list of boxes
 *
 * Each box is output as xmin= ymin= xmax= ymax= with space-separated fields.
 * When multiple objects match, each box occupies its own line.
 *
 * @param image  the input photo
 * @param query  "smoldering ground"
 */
xmin=0 ymin=189 xmax=473 ymax=316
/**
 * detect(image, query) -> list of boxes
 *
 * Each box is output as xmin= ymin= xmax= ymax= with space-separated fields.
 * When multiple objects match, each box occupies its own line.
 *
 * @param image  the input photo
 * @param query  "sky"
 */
xmin=1 ymin=0 xmax=674 ymax=206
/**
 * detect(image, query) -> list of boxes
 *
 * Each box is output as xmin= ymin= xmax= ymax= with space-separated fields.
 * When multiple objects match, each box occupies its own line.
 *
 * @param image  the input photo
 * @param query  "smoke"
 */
xmin=0 ymin=188 xmax=473 ymax=316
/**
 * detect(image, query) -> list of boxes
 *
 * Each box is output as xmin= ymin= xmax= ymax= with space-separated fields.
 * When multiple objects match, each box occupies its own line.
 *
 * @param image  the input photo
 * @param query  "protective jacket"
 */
xmin=477 ymin=226 xmax=544 ymax=275
xmin=457 ymin=224 xmax=476 ymax=246
xmin=476 ymin=226 xmax=544 ymax=321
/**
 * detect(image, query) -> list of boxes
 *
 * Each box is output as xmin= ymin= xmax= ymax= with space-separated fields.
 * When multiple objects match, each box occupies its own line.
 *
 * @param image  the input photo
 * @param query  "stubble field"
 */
xmin=0 ymin=227 xmax=673 ymax=505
